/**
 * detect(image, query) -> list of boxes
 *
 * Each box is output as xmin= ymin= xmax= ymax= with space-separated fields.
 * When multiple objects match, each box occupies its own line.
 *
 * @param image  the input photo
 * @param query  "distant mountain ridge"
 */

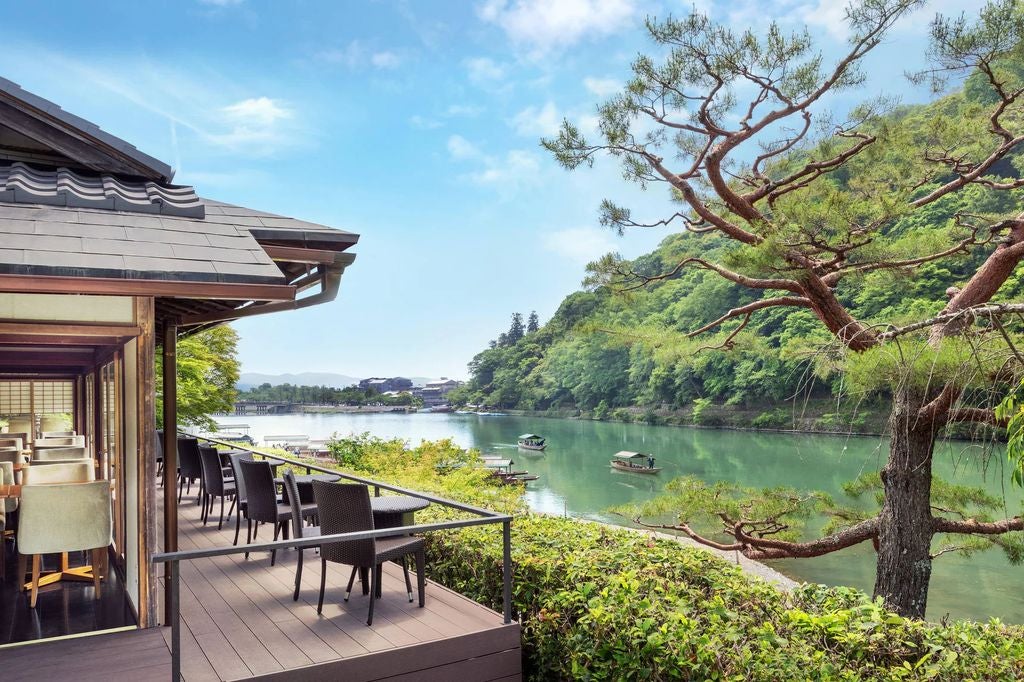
xmin=237 ymin=372 xmax=437 ymax=390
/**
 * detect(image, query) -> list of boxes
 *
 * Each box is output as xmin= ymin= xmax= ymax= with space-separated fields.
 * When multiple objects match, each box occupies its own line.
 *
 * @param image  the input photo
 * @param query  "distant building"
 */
xmin=358 ymin=376 xmax=413 ymax=393
xmin=414 ymin=377 xmax=463 ymax=407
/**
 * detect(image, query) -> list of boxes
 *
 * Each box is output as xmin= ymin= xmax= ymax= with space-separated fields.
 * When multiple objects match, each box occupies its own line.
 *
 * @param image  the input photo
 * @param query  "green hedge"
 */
xmin=424 ymin=516 xmax=1024 ymax=681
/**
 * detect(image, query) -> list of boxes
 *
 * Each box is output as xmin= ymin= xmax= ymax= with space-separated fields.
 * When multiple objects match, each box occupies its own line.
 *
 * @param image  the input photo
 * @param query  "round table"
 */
xmin=369 ymin=495 xmax=430 ymax=529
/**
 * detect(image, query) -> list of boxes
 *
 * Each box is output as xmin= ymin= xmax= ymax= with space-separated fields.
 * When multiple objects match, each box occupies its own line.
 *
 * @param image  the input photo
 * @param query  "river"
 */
xmin=215 ymin=412 xmax=1023 ymax=624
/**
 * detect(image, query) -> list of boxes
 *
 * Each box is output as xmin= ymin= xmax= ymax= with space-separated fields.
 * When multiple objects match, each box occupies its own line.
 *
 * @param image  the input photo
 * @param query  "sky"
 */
xmin=0 ymin=0 xmax=982 ymax=379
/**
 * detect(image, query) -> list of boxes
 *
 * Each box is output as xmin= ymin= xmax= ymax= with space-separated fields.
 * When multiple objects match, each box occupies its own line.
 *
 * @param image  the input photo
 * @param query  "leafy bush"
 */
xmin=752 ymin=408 xmax=789 ymax=429
xmin=426 ymin=516 xmax=1024 ymax=681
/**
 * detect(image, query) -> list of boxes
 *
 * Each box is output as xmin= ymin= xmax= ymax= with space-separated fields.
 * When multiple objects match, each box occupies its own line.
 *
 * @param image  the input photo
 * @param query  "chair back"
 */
xmin=33 ymin=447 xmax=88 ymax=461
xmin=35 ymin=435 xmax=86 ymax=449
xmin=22 ymin=461 xmax=95 ymax=485
xmin=0 ymin=436 xmax=23 ymax=450
xmin=199 ymin=445 xmax=228 ymax=496
xmin=41 ymin=430 xmax=75 ymax=438
xmin=177 ymin=438 xmax=203 ymax=479
xmin=0 ymin=461 xmax=16 ymax=512
xmin=239 ymin=459 xmax=279 ymax=523
xmin=312 ymin=481 xmax=375 ymax=567
xmin=6 ymin=417 xmax=33 ymax=438
xmin=282 ymin=469 xmax=310 ymax=540
xmin=228 ymin=452 xmax=250 ymax=505
xmin=0 ymin=451 xmax=27 ymax=466
xmin=17 ymin=480 xmax=112 ymax=554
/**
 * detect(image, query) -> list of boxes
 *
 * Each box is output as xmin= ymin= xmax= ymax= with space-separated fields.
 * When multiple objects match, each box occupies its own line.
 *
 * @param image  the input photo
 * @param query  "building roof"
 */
xmin=0 ymin=77 xmax=174 ymax=182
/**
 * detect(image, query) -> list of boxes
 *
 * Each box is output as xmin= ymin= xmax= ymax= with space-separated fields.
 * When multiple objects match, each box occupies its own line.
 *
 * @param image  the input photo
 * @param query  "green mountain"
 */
xmin=453 ymin=79 xmax=1024 ymax=428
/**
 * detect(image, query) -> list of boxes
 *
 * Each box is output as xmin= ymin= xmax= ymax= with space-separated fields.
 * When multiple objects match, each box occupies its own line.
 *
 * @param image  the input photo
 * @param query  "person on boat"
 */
xmin=647 ymin=455 xmax=655 ymax=469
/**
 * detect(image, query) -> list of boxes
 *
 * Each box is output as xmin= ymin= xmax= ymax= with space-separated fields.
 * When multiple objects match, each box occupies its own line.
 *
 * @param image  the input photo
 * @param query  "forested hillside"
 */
xmin=452 ymin=77 xmax=1024 ymax=427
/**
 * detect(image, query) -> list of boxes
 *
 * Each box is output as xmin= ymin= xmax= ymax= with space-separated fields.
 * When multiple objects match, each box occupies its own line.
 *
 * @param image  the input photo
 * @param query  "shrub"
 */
xmin=425 ymin=516 xmax=1024 ymax=681
xmin=752 ymin=408 xmax=789 ymax=429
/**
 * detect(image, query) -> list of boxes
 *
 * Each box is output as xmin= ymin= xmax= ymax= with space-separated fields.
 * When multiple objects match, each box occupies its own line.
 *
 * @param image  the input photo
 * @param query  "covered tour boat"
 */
xmin=610 ymin=451 xmax=661 ymax=474
xmin=517 ymin=433 xmax=547 ymax=451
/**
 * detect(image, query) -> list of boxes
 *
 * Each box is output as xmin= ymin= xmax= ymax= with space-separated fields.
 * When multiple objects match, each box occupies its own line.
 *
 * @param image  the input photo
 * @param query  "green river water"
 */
xmin=217 ymin=412 xmax=1024 ymax=624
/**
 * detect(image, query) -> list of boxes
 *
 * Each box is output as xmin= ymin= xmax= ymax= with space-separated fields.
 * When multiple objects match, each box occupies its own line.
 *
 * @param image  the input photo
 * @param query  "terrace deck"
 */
xmin=0 ymin=488 xmax=521 ymax=681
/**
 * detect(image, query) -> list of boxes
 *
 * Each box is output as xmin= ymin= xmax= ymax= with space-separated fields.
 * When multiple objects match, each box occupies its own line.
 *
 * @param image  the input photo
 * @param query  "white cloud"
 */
xmin=583 ymin=76 xmax=620 ymax=98
xmin=477 ymin=0 xmax=637 ymax=55
xmin=464 ymin=57 xmax=508 ymax=87
xmin=542 ymin=226 xmax=618 ymax=265
xmin=446 ymin=104 xmax=483 ymax=117
xmin=210 ymin=97 xmax=294 ymax=149
xmin=315 ymin=42 xmax=403 ymax=70
xmin=510 ymin=101 xmax=562 ymax=137
xmin=410 ymin=115 xmax=443 ymax=130
xmin=798 ymin=0 xmax=849 ymax=41
xmin=447 ymin=134 xmax=481 ymax=159
xmin=371 ymin=51 xmax=401 ymax=69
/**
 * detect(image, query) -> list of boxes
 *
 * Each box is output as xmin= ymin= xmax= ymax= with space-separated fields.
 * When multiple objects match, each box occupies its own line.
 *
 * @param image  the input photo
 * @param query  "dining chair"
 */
xmin=41 ymin=431 xmax=75 ymax=439
xmin=35 ymin=436 xmax=85 ymax=449
xmin=0 ymin=436 xmax=23 ymax=451
xmin=33 ymin=447 xmax=88 ymax=461
xmin=311 ymin=481 xmax=425 ymax=625
xmin=0 ymin=460 xmax=16 ymax=579
xmin=199 ymin=445 xmax=236 ymax=529
xmin=283 ymin=469 xmax=320 ymax=601
xmin=228 ymin=452 xmax=251 ymax=546
xmin=239 ymin=460 xmax=316 ymax=565
xmin=22 ymin=461 xmax=95 ymax=485
xmin=176 ymin=437 xmax=203 ymax=504
xmin=17 ymin=480 xmax=112 ymax=608
xmin=6 ymin=418 xmax=33 ymax=439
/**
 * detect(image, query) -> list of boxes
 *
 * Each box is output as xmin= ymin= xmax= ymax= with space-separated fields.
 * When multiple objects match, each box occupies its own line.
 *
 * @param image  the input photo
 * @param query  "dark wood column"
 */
xmin=162 ymin=320 xmax=178 ymax=625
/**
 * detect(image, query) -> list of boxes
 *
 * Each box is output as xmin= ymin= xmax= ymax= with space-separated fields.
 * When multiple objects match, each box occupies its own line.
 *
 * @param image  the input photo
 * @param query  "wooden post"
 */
xmin=162 ymin=320 xmax=178 ymax=626
xmin=135 ymin=297 xmax=158 ymax=627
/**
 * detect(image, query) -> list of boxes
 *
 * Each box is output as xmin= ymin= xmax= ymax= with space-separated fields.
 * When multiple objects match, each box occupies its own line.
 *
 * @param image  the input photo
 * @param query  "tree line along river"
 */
xmin=217 ymin=412 xmax=1024 ymax=624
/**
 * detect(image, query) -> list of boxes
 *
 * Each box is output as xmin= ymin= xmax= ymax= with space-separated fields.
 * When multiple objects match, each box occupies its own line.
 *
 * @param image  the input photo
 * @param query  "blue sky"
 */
xmin=0 ymin=0 xmax=979 ymax=379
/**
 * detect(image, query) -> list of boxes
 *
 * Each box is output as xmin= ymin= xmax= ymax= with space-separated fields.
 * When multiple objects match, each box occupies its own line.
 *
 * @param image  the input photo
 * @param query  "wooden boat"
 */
xmin=610 ymin=451 xmax=661 ymax=474
xmin=517 ymin=433 xmax=547 ymax=451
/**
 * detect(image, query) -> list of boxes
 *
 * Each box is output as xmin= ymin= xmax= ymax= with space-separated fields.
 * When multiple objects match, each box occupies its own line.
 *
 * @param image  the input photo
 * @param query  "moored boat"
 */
xmin=517 ymin=433 xmax=547 ymax=451
xmin=610 ymin=451 xmax=661 ymax=474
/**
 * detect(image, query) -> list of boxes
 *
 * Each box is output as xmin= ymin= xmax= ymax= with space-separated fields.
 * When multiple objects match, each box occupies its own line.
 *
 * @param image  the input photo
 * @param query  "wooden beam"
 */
xmin=161 ymin=322 xmax=178 ymax=626
xmin=0 ymin=322 xmax=141 ymax=337
xmin=0 ymin=274 xmax=296 ymax=302
xmin=135 ymin=297 xmax=158 ymax=628
xmin=262 ymin=245 xmax=340 ymax=264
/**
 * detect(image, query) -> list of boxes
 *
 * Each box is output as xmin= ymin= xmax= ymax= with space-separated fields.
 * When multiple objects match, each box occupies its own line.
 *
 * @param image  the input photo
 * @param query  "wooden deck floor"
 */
xmin=1 ymin=488 xmax=521 ymax=681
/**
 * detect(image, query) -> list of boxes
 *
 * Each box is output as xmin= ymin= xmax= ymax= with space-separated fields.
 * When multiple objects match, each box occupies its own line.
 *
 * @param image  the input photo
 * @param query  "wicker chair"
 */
xmin=311 ymin=481 xmax=425 ymax=625
xmin=283 ymin=469 xmax=321 ymax=601
xmin=227 ymin=452 xmax=251 ymax=546
xmin=239 ymin=459 xmax=316 ymax=565
xmin=199 ymin=446 xmax=236 ymax=529
xmin=176 ymin=437 xmax=203 ymax=504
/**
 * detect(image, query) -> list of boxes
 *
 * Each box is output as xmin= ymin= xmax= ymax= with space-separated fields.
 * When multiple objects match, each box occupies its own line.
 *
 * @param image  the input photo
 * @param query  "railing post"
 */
xmin=170 ymin=559 xmax=181 ymax=681
xmin=502 ymin=518 xmax=512 ymax=624
xmin=374 ymin=485 xmax=380 ymax=497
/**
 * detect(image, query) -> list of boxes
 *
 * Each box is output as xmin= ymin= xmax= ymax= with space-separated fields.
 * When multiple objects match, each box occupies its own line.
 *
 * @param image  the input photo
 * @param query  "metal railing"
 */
xmin=153 ymin=433 xmax=515 ymax=681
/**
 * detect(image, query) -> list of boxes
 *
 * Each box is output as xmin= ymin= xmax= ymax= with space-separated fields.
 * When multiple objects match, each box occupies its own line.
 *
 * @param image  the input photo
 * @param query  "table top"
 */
xmin=370 ymin=495 xmax=430 ymax=515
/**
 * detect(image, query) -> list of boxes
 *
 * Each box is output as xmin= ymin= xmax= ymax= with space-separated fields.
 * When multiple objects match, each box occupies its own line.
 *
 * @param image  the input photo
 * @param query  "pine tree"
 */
xmin=527 ymin=310 xmax=540 ymax=333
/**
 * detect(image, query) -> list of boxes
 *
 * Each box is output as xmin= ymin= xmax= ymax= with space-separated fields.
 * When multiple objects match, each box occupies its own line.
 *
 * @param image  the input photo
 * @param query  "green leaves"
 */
xmin=156 ymin=325 xmax=239 ymax=431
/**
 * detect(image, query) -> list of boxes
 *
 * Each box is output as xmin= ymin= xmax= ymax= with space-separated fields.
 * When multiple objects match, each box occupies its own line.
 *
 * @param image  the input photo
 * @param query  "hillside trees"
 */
xmin=544 ymin=0 xmax=1024 ymax=618
xmin=156 ymin=326 xmax=240 ymax=430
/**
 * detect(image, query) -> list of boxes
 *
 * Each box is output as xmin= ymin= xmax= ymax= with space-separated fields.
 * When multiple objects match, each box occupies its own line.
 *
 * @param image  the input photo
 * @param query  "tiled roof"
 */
xmin=0 ymin=77 xmax=174 ymax=181
xmin=0 ymin=202 xmax=289 ymax=284
xmin=0 ymin=162 xmax=204 ymax=218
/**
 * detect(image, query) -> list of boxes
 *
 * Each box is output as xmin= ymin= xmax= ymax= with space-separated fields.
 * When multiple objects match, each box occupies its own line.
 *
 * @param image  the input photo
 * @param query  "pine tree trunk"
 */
xmin=873 ymin=388 xmax=937 ymax=619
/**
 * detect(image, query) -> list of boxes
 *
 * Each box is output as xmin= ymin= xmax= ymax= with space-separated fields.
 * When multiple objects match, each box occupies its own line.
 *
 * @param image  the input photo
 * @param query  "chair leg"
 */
xmin=402 ymin=557 xmax=413 ymax=603
xmin=244 ymin=518 xmax=252 ymax=559
xmin=317 ymin=556 xmax=327 ymax=614
xmin=271 ymin=522 xmax=280 ymax=566
xmin=29 ymin=554 xmax=40 ymax=608
xmin=233 ymin=508 xmax=242 ymax=546
xmin=416 ymin=548 xmax=425 ymax=608
xmin=91 ymin=548 xmax=103 ymax=599
xmin=367 ymin=564 xmax=377 ymax=626
xmin=293 ymin=550 xmax=303 ymax=602
xmin=227 ymin=497 xmax=236 ymax=519
xmin=17 ymin=553 xmax=27 ymax=586
xmin=218 ymin=495 xmax=225 ymax=531
xmin=375 ymin=564 xmax=382 ymax=599
xmin=344 ymin=566 xmax=357 ymax=602
xmin=178 ymin=476 xmax=185 ymax=503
